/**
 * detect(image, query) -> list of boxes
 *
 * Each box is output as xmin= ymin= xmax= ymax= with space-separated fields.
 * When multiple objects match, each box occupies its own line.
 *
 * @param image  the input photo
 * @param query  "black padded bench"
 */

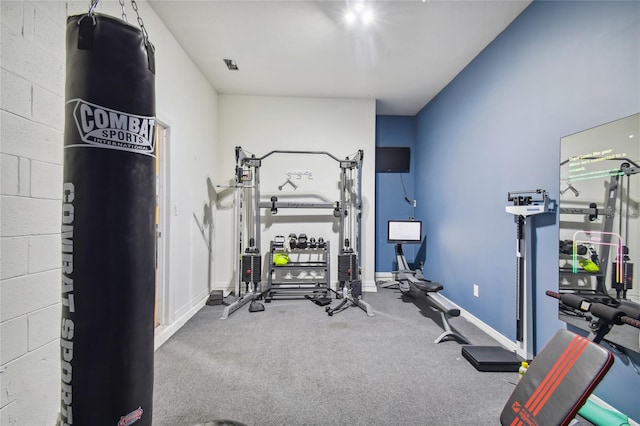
xmin=500 ymin=329 xmax=614 ymax=426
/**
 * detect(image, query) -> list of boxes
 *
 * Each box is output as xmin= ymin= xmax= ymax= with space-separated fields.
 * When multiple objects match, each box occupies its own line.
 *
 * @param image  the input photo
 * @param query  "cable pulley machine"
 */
xmin=220 ymin=148 xmax=265 ymax=319
xmin=326 ymin=154 xmax=373 ymax=316
xmin=223 ymin=147 xmax=372 ymax=319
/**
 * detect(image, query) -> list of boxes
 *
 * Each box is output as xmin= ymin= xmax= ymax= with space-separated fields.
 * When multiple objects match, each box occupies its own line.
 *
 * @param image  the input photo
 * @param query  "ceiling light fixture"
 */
xmin=345 ymin=10 xmax=357 ymax=24
xmin=360 ymin=9 xmax=374 ymax=24
xmin=223 ymin=58 xmax=239 ymax=71
xmin=344 ymin=2 xmax=375 ymax=26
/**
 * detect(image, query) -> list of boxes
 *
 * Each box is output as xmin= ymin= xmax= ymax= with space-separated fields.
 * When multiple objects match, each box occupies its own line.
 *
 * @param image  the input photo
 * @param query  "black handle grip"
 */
xmin=546 ymin=290 xmax=640 ymax=329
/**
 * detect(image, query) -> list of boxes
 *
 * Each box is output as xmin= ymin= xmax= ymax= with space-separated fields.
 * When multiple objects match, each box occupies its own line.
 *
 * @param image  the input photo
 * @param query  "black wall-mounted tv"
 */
xmin=375 ymin=147 xmax=410 ymax=173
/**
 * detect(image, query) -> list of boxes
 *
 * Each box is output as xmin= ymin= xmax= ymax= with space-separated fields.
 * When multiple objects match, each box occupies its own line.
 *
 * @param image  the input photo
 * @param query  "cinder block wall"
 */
xmin=1 ymin=1 xmax=222 ymax=423
xmin=1 ymin=1 xmax=70 ymax=423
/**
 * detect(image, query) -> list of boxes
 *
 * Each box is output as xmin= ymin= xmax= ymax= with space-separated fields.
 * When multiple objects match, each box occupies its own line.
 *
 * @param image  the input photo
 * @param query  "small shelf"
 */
xmin=559 ymin=267 xmax=603 ymax=277
xmin=558 ymin=264 xmax=607 ymax=294
xmin=265 ymin=241 xmax=330 ymax=301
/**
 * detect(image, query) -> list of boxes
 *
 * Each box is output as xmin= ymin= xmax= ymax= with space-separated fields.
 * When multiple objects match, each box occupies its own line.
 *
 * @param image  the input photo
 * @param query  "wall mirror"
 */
xmin=559 ymin=113 xmax=640 ymax=355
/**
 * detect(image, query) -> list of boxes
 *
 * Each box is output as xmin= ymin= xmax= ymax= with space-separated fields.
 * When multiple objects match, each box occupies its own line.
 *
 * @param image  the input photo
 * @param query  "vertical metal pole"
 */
xmin=525 ymin=217 xmax=536 ymax=357
xmin=516 ymin=215 xmax=525 ymax=343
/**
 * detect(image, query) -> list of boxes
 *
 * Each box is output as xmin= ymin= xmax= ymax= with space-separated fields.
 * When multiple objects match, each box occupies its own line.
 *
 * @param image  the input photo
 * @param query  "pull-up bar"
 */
xmin=236 ymin=147 xmax=363 ymax=169
xmin=257 ymin=149 xmax=343 ymax=162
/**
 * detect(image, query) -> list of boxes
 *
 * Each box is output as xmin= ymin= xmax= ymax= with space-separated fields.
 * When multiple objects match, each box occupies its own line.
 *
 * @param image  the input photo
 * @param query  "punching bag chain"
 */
xmin=118 ymin=0 xmax=128 ymax=22
xmin=116 ymin=0 xmax=150 ymax=47
xmin=130 ymin=0 xmax=150 ymax=47
xmin=88 ymin=0 xmax=99 ymax=16
xmin=78 ymin=0 xmax=99 ymax=25
xmin=84 ymin=0 xmax=149 ymax=47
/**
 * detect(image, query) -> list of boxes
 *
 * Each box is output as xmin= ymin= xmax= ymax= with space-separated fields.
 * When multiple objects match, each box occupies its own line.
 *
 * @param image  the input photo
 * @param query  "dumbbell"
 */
xmin=297 ymin=233 xmax=308 ymax=249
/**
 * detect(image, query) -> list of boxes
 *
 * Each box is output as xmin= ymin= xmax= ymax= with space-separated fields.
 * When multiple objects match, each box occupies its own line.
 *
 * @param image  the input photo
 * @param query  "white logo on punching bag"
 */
xmin=67 ymin=99 xmax=156 ymax=156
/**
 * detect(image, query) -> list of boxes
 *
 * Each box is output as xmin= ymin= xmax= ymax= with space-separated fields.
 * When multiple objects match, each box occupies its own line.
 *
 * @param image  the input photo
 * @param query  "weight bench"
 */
xmin=500 ymin=329 xmax=614 ymax=426
xmin=391 ymin=244 xmax=470 ymax=344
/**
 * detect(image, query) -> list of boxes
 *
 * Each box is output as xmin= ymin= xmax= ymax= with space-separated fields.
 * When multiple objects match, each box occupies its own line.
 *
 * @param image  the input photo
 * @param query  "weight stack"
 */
xmin=242 ymin=254 xmax=262 ymax=283
xmin=612 ymin=262 xmax=633 ymax=289
xmin=338 ymin=253 xmax=359 ymax=282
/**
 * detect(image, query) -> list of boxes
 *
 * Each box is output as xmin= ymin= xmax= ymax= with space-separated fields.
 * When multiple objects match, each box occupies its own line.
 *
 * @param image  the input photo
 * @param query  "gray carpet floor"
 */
xmin=152 ymin=287 xmax=522 ymax=425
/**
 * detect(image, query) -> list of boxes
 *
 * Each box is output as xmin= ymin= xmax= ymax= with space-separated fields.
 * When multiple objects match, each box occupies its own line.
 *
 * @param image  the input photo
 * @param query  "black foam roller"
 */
xmin=60 ymin=13 xmax=156 ymax=426
xmin=589 ymin=304 xmax=624 ymax=325
xmin=618 ymin=302 xmax=640 ymax=320
xmin=560 ymin=293 xmax=587 ymax=311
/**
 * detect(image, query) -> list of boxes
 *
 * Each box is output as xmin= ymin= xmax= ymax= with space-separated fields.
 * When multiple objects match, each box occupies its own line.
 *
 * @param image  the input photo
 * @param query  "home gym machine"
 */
xmin=383 ymin=219 xmax=468 ymax=343
xmin=223 ymin=146 xmax=372 ymax=319
xmin=500 ymin=290 xmax=640 ymax=426
xmin=559 ymin=159 xmax=638 ymax=300
xmin=463 ymin=189 xmax=554 ymax=370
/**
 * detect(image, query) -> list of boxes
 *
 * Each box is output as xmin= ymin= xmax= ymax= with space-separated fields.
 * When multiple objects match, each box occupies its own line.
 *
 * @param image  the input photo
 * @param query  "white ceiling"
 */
xmin=148 ymin=0 xmax=531 ymax=116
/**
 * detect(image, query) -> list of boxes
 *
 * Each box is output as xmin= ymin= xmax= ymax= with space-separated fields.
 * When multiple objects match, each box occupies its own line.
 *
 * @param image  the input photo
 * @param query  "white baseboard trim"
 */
xmin=439 ymin=293 xmax=519 ymax=353
xmin=371 ymin=272 xmax=399 ymax=291
xmin=362 ymin=279 xmax=378 ymax=292
xmin=154 ymin=294 xmax=208 ymax=350
xmin=214 ymin=282 xmax=234 ymax=296
xmin=375 ymin=272 xmax=395 ymax=279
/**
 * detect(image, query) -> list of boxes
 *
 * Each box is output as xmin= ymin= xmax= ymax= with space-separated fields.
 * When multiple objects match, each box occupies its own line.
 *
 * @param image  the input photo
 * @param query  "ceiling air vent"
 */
xmin=223 ymin=59 xmax=239 ymax=71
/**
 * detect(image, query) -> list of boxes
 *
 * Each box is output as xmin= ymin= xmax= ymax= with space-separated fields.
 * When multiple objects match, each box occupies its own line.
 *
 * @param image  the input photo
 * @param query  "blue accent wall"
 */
xmin=376 ymin=0 xmax=640 ymax=418
xmin=375 ymin=116 xmax=418 ymax=271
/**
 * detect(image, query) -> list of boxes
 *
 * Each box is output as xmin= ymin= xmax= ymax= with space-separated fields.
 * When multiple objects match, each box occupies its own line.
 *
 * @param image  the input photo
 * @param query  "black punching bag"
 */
xmin=60 ymin=11 xmax=156 ymax=426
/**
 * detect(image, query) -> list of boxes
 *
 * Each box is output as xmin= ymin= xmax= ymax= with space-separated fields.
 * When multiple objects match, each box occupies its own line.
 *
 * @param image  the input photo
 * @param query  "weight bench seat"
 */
xmin=413 ymin=280 xmax=443 ymax=293
xmin=500 ymin=329 xmax=614 ymax=426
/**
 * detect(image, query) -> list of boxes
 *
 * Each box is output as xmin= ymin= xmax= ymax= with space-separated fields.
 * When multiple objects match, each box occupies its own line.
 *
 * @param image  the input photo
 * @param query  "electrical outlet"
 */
xmin=473 ymin=284 xmax=479 ymax=297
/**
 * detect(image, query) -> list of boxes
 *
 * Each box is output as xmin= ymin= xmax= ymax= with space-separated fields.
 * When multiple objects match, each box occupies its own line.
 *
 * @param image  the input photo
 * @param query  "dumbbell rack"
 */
xmin=265 ymin=240 xmax=330 ymax=302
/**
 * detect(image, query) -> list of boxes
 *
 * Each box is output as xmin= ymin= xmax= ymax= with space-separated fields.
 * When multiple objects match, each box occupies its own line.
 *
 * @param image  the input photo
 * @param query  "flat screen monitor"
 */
xmin=387 ymin=220 xmax=422 ymax=244
xmin=376 ymin=147 xmax=411 ymax=172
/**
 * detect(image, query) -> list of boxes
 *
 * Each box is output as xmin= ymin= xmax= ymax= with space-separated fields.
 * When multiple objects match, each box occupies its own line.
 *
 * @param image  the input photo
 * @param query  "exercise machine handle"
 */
xmin=621 ymin=315 xmax=640 ymax=329
xmin=546 ymin=290 xmax=640 ymax=329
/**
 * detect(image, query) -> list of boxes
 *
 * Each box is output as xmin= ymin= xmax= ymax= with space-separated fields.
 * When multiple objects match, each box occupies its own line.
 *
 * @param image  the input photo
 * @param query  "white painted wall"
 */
xmin=215 ymin=95 xmax=377 ymax=293
xmin=0 ymin=0 xmax=217 ymax=423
